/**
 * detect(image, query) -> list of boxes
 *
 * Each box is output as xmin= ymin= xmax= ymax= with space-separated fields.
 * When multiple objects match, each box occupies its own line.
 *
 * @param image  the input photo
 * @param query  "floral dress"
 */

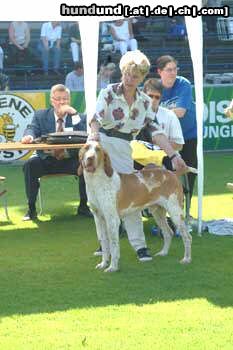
xmin=92 ymin=83 xmax=163 ymax=173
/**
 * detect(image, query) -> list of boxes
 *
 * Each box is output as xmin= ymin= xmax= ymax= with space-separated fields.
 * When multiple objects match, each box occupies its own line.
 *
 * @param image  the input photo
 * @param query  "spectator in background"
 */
xmin=69 ymin=22 xmax=81 ymax=64
xmin=97 ymin=62 xmax=116 ymax=90
xmin=65 ymin=62 xmax=84 ymax=91
xmin=109 ymin=19 xmax=138 ymax=56
xmin=167 ymin=18 xmax=187 ymax=41
xmin=100 ymin=22 xmax=111 ymax=37
xmin=8 ymin=21 xmax=31 ymax=64
xmin=100 ymin=22 xmax=114 ymax=52
xmin=0 ymin=46 xmax=4 ymax=72
xmin=0 ymin=31 xmax=9 ymax=86
xmin=156 ymin=55 xmax=197 ymax=207
xmin=38 ymin=21 xmax=62 ymax=76
xmin=0 ymin=72 xmax=9 ymax=90
xmin=204 ymin=0 xmax=222 ymax=33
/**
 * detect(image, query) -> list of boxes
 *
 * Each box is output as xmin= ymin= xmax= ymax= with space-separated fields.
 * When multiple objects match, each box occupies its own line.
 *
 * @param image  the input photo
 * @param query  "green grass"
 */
xmin=0 ymin=153 xmax=232 ymax=350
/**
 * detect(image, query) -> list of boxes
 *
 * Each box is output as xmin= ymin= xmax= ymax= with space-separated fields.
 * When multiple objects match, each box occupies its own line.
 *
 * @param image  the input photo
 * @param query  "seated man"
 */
xmin=132 ymin=78 xmax=184 ymax=170
xmin=38 ymin=21 xmax=62 ymax=75
xmin=8 ymin=21 xmax=31 ymax=65
xmin=68 ymin=21 xmax=81 ymax=64
xmin=21 ymin=84 xmax=92 ymax=221
xmin=65 ymin=62 xmax=84 ymax=91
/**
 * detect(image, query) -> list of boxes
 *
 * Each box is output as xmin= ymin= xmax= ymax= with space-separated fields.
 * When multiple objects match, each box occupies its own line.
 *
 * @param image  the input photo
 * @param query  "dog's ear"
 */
xmin=103 ymin=151 xmax=113 ymax=177
xmin=77 ymin=162 xmax=83 ymax=176
xmin=77 ymin=145 xmax=86 ymax=176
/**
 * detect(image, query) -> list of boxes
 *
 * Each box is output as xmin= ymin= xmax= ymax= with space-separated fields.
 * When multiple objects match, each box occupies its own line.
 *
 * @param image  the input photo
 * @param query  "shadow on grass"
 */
xmin=0 ymin=217 xmax=232 ymax=318
xmin=0 ymin=220 xmax=13 ymax=227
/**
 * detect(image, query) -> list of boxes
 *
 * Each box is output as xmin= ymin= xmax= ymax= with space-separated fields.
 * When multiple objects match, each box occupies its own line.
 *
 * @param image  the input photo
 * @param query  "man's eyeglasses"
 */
xmin=148 ymin=94 xmax=161 ymax=100
xmin=163 ymin=67 xmax=180 ymax=73
xmin=52 ymin=96 xmax=70 ymax=102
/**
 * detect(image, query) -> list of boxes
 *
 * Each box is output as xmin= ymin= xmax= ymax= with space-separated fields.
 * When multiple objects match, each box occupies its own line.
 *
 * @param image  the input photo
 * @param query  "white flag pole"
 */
xmin=185 ymin=1 xmax=204 ymax=235
xmin=79 ymin=19 xmax=100 ymax=132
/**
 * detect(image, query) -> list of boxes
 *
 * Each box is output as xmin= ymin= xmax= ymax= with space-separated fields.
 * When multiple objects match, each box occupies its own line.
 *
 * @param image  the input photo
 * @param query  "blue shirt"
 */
xmin=160 ymin=76 xmax=197 ymax=140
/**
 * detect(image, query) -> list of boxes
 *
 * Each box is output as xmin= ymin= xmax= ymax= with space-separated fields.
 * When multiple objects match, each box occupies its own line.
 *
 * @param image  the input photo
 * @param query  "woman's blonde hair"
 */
xmin=119 ymin=50 xmax=150 ymax=77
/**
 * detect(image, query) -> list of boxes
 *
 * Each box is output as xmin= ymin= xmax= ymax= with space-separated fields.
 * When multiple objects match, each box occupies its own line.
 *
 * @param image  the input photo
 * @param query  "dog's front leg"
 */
xmin=104 ymin=214 xmax=121 ymax=273
xmin=92 ymin=211 xmax=110 ymax=270
xmin=98 ymin=237 xmax=110 ymax=270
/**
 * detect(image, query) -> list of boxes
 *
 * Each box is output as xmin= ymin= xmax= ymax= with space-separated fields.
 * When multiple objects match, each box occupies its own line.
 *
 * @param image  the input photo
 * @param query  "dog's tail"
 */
xmin=187 ymin=166 xmax=198 ymax=174
xmin=175 ymin=166 xmax=198 ymax=177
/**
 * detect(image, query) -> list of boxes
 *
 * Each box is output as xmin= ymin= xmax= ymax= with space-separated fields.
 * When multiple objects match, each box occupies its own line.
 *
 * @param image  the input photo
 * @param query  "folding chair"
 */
xmin=38 ymin=174 xmax=78 ymax=215
xmin=0 ymin=176 xmax=10 ymax=220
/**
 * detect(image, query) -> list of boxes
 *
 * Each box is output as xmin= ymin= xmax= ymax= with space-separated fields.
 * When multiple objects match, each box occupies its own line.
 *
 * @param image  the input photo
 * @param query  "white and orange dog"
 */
xmin=78 ymin=141 xmax=194 ymax=272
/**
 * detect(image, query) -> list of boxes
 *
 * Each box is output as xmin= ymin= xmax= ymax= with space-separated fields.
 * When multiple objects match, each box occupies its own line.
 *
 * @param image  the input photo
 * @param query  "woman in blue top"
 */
xmin=156 ymin=55 xmax=197 ymax=205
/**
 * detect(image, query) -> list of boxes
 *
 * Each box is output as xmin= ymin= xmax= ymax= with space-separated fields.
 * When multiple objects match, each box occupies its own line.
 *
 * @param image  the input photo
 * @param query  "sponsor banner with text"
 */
xmin=0 ymin=92 xmax=46 ymax=162
xmin=203 ymin=85 xmax=233 ymax=151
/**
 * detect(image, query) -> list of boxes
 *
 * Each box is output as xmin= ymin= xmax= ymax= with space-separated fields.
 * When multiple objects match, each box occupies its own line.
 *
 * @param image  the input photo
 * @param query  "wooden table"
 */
xmin=0 ymin=142 xmax=84 ymax=151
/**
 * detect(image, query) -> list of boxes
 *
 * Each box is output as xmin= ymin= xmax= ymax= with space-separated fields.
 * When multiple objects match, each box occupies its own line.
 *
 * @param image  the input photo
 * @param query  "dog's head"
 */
xmin=77 ymin=141 xmax=113 ymax=177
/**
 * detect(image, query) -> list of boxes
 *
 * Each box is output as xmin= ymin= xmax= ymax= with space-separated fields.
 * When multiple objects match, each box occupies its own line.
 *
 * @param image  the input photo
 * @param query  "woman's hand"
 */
xmin=171 ymin=155 xmax=187 ymax=172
